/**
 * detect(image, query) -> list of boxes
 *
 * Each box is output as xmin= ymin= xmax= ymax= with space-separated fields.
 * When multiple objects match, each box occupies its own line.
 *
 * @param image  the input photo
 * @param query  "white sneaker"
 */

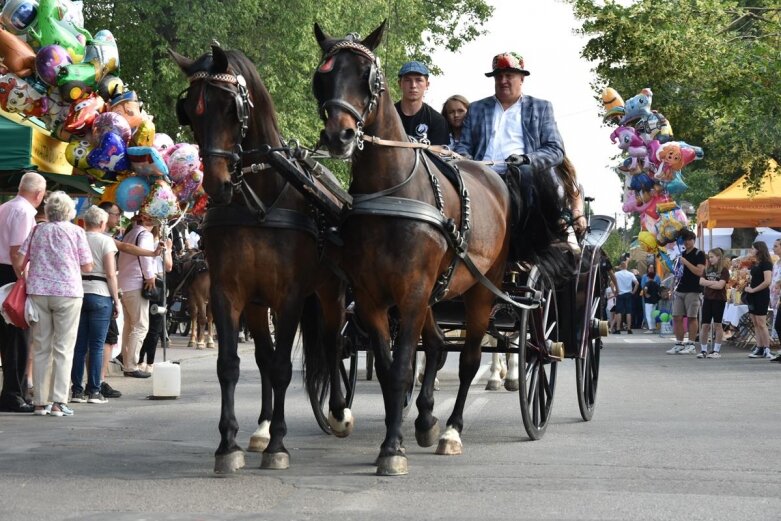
xmin=748 ymin=347 xmax=766 ymax=358
xmin=762 ymin=348 xmax=773 ymax=359
xmin=696 ymin=351 xmax=707 ymax=358
xmin=666 ymin=344 xmax=684 ymax=354
xmin=679 ymin=344 xmax=696 ymax=355
xmin=706 ymin=351 xmax=722 ymax=359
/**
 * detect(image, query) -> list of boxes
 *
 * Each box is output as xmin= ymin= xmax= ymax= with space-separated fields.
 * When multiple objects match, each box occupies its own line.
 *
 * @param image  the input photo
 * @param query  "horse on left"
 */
xmin=170 ymin=44 xmax=349 ymax=474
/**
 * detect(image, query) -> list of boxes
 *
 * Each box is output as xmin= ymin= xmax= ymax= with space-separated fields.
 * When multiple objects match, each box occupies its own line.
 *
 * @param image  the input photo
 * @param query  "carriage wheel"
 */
xmin=309 ymin=346 xmax=358 ymax=435
xmin=518 ymin=266 xmax=558 ymax=440
xmin=576 ymin=270 xmax=605 ymax=422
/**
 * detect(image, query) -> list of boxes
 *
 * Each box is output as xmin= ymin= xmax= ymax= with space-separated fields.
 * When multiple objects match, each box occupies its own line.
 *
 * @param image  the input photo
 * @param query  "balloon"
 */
xmin=63 ymin=93 xmax=105 ymax=135
xmin=659 ymin=312 xmax=670 ymax=323
xmin=141 ymin=179 xmax=178 ymax=219
xmin=39 ymin=89 xmax=71 ymax=138
xmin=652 ymin=309 xmax=661 ymax=319
xmin=663 ymin=172 xmax=688 ymax=195
xmin=56 ymin=61 xmax=97 ymax=101
xmin=0 ymin=26 xmax=36 ymax=76
xmin=153 ymin=133 xmax=175 ymax=154
xmin=91 ymin=111 xmax=131 ymax=145
xmin=115 ymin=176 xmax=150 ymax=213
xmin=172 ymin=168 xmax=203 ymax=202
xmin=636 ymin=111 xmax=673 ymax=144
xmin=27 ymin=0 xmax=90 ymax=62
xmin=86 ymin=130 xmax=129 ymax=173
xmin=1 ymin=0 xmax=37 ymax=36
xmin=0 ymin=72 xmax=48 ymax=116
xmin=610 ymin=126 xmax=647 ymax=172
xmin=131 ymin=119 xmax=155 ymax=147
xmin=166 ymin=143 xmax=200 ymax=183
xmin=97 ymin=73 xmax=123 ymax=101
xmin=638 ymin=231 xmax=659 ymax=254
xmin=619 ymin=87 xmax=653 ymax=125
xmin=83 ymin=29 xmax=118 ymax=81
xmin=34 ymin=44 xmax=71 ymax=86
xmin=110 ymin=90 xmax=143 ymax=130
xmin=601 ymin=87 xmax=624 ymax=121
xmin=127 ymin=146 xmax=169 ymax=178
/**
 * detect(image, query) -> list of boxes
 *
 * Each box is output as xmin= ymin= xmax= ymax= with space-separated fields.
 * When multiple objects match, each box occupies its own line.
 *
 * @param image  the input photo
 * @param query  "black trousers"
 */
xmin=0 ymin=263 xmax=28 ymax=405
xmin=775 ymin=303 xmax=781 ymax=342
xmin=138 ymin=310 xmax=164 ymax=365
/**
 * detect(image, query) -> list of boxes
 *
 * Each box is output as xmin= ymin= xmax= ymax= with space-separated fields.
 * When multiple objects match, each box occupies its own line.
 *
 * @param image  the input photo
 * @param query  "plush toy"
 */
xmin=83 ymin=29 xmax=118 ymax=81
xmin=63 ymin=92 xmax=104 ymax=135
xmin=619 ymin=87 xmax=653 ymax=125
xmin=0 ymin=27 xmax=36 ymax=77
xmin=601 ymin=87 xmax=624 ymax=121
xmin=610 ymin=125 xmax=647 ymax=171
xmin=0 ymin=72 xmax=48 ymax=116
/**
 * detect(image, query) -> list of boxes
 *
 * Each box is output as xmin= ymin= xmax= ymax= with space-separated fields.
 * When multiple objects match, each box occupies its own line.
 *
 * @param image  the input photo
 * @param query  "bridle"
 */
xmin=315 ymin=38 xmax=385 ymax=149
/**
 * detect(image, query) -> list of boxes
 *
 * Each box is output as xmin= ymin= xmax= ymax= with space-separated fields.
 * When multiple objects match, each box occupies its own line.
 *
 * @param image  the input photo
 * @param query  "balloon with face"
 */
xmin=153 ymin=133 xmax=175 ymax=154
xmin=110 ymin=90 xmax=143 ymax=130
xmin=63 ymin=93 xmax=105 ymax=135
xmin=0 ymin=72 xmax=48 ymax=116
xmin=127 ymin=146 xmax=169 ymax=178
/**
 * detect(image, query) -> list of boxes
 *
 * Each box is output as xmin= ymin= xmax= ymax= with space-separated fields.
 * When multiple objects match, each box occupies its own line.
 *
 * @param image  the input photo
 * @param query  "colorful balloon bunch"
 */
xmin=603 ymin=86 xmax=704 ymax=250
xmin=0 ymin=0 xmax=205 ymax=220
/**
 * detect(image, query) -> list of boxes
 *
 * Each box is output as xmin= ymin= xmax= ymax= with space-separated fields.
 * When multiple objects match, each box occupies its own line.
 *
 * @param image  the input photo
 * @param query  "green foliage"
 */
xmin=602 ymin=229 xmax=632 ymax=265
xmin=81 ymin=0 xmax=491 ymax=160
xmin=567 ymin=0 xmax=781 ymax=197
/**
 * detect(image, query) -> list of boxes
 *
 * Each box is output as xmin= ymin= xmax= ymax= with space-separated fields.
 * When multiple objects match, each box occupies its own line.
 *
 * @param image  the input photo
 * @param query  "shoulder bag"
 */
xmin=135 ymin=230 xmax=165 ymax=304
xmin=2 ymin=226 xmax=39 ymax=329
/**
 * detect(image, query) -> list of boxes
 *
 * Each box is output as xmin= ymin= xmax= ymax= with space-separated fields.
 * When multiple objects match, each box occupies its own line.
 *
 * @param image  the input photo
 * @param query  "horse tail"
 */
xmin=300 ymin=294 xmax=330 ymax=398
xmin=509 ymin=165 xmax=573 ymax=286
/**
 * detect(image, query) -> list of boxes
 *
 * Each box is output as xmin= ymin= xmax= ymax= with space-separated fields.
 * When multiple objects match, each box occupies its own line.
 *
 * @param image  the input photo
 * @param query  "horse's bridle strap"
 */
xmin=361 ymin=135 xmax=464 ymax=158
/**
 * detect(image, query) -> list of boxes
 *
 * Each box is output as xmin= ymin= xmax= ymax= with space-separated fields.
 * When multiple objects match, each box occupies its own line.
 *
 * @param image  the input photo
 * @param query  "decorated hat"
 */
xmin=110 ymin=90 xmax=138 ymax=108
xmin=485 ymin=52 xmax=530 ymax=77
xmin=398 ymin=61 xmax=429 ymax=78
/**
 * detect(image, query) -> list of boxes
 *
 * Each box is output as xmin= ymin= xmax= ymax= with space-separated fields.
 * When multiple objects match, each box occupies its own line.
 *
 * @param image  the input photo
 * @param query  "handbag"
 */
xmin=2 ymin=226 xmax=39 ymax=329
xmin=135 ymin=230 xmax=165 ymax=304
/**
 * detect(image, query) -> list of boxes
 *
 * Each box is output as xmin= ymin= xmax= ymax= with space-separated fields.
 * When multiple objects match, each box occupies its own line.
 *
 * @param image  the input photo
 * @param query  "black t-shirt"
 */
xmin=394 ymin=102 xmax=449 ymax=145
xmin=676 ymin=247 xmax=706 ymax=293
xmin=644 ymin=279 xmax=661 ymax=304
xmin=750 ymin=260 xmax=772 ymax=294
xmin=703 ymin=266 xmax=730 ymax=302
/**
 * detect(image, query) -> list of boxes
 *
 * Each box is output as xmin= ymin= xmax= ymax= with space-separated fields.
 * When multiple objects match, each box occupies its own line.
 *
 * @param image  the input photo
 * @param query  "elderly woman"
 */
xmin=14 ymin=191 xmax=93 ymax=417
xmin=70 ymin=206 xmax=121 ymax=404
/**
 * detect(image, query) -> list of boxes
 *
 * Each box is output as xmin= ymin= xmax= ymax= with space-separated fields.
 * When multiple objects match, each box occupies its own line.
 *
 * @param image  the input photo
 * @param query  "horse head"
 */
xmin=312 ymin=21 xmax=387 ymax=159
xmin=170 ymin=44 xmax=280 ymax=205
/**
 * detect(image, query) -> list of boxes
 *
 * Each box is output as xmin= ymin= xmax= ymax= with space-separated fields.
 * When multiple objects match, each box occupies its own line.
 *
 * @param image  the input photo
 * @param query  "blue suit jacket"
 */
xmin=454 ymin=94 xmax=565 ymax=173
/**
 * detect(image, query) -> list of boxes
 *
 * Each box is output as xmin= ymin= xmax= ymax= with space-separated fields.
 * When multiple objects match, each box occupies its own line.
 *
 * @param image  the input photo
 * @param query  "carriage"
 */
xmin=171 ymin=24 xmax=615 ymax=476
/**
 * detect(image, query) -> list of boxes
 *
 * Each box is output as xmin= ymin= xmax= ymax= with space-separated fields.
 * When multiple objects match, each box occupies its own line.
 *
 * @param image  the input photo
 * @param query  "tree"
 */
xmin=566 ymin=0 xmax=781 ymax=205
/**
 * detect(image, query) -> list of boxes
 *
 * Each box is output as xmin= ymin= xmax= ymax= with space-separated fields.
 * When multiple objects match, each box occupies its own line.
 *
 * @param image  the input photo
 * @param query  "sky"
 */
xmin=425 ymin=0 xmax=624 ymax=221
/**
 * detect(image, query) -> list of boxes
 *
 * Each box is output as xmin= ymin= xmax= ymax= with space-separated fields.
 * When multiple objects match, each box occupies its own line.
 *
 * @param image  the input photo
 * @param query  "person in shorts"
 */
xmin=667 ymin=229 xmax=706 ymax=354
xmin=744 ymin=241 xmax=773 ymax=359
xmin=697 ymin=248 xmax=730 ymax=358
xmin=613 ymin=259 xmax=638 ymax=334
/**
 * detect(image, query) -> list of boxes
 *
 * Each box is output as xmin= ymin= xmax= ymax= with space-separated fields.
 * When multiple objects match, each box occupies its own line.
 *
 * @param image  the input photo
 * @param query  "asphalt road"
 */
xmin=1 ymin=332 xmax=780 ymax=520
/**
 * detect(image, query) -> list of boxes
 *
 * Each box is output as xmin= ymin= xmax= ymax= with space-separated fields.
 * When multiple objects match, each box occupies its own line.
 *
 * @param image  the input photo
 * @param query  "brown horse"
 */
xmin=312 ymin=22 xmax=567 ymax=475
xmin=171 ymin=44 xmax=347 ymax=474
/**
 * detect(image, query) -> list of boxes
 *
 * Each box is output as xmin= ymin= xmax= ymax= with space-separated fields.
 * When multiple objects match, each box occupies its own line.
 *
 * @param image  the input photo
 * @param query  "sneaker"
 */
xmin=33 ymin=404 xmax=51 ymax=416
xmin=70 ymin=391 xmax=86 ymax=403
xmin=696 ymin=351 xmax=707 ymax=358
xmin=707 ymin=351 xmax=722 ymax=359
xmin=100 ymin=382 xmax=122 ymax=398
xmin=679 ymin=344 xmax=696 ymax=355
xmin=761 ymin=348 xmax=773 ymax=359
xmin=748 ymin=346 xmax=761 ymax=358
xmin=87 ymin=392 xmax=108 ymax=404
xmin=110 ymin=356 xmax=124 ymax=371
xmin=666 ymin=343 xmax=684 ymax=354
xmin=50 ymin=402 xmax=74 ymax=417
xmin=626 ymin=329 xmax=634 ymax=335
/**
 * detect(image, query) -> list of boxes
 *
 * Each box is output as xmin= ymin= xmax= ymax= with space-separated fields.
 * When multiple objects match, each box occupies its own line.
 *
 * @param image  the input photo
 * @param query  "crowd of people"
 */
xmin=0 ymin=172 xmax=176 ymax=416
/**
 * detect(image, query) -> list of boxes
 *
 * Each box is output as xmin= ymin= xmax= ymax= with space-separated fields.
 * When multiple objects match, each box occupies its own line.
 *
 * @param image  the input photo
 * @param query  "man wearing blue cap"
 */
xmin=394 ymin=61 xmax=448 ymax=146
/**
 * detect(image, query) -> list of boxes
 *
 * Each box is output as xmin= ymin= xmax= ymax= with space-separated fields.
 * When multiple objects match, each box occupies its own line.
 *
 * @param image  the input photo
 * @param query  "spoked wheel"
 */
xmin=518 ymin=266 xmax=558 ymax=440
xmin=309 ymin=341 xmax=358 ymax=435
xmin=576 ymin=269 xmax=606 ymax=421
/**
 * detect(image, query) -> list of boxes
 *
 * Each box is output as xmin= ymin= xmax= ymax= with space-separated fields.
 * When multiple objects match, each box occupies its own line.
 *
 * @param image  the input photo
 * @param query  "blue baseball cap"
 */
xmin=398 ymin=61 xmax=430 ymax=78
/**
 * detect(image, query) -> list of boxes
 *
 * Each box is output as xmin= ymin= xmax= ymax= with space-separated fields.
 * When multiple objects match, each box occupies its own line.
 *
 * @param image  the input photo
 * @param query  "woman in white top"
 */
xmin=70 ymin=206 xmax=120 ymax=404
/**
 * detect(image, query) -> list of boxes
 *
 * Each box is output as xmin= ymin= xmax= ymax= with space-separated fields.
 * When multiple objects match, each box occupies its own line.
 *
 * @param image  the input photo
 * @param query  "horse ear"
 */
xmin=361 ymin=20 xmax=387 ymax=51
xmin=211 ymin=44 xmax=229 ymax=72
xmin=169 ymin=48 xmax=194 ymax=73
xmin=314 ymin=23 xmax=331 ymax=50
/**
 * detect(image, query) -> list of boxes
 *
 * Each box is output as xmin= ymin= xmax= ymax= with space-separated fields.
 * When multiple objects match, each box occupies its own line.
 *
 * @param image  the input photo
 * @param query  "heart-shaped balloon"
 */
xmin=86 ymin=131 xmax=129 ymax=172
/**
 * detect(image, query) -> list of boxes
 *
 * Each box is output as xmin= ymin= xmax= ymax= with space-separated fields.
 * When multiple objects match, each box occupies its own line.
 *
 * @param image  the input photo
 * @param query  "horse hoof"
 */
xmin=435 ymin=438 xmax=463 ymax=455
xmin=214 ymin=451 xmax=245 ymax=474
xmin=415 ymin=420 xmax=440 ymax=448
xmin=247 ymin=435 xmax=269 ymax=452
xmin=485 ymin=379 xmax=502 ymax=391
xmin=504 ymin=379 xmax=519 ymax=392
xmin=261 ymin=451 xmax=290 ymax=470
xmin=328 ymin=408 xmax=354 ymax=438
xmin=207 ymin=342 xmax=215 ymax=349
xmin=376 ymin=455 xmax=408 ymax=476
xmin=187 ymin=341 xmax=195 ymax=348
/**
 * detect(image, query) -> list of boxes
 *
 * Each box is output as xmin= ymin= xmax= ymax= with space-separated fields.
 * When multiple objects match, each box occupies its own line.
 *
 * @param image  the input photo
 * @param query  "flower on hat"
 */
xmin=486 ymin=52 xmax=530 ymax=77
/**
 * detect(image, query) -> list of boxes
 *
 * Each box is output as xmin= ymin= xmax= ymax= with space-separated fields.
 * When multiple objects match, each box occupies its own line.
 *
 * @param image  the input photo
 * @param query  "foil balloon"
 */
xmin=64 ymin=138 xmax=105 ymax=178
xmin=131 ymin=119 xmax=155 ymax=147
xmin=56 ymin=61 xmax=96 ymax=102
xmin=601 ymin=87 xmax=624 ymax=121
xmin=141 ymin=179 xmax=178 ymax=219
xmin=97 ymin=73 xmax=123 ymax=101
xmin=1 ymin=0 xmax=38 ymax=36
xmin=0 ymin=26 xmax=36 ymax=76
xmin=86 ymin=130 xmax=129 ymax=173
xmin=39 ymin=89 xmax=70 ymax=138
xmin=638 ymin=230 xmax=659 ymax=253
xmin=663 ymin=171 xmax=688 ymax=195
xmin=115 ymin=175 xmax=150 ymax=213
xmin=27 ymin=0 xmax=90 ymax=61
xmin=166 ymin=143 xmax=200 ymax=183
xmin=110 ymin=90 xmax=143 ymax=129
xmin=34 ymin=44 xmax=71 ymax=86
xmin=619 ymin=87 xmax=653 ymax=125
xmin=127 ymin=146 xmax=169 ymax=178
xmin=91 ymin=111 xmax=131 ymax=145
xmin=63 ymin=93 xmax=104 ymax=135
xmin=83 ymin=29 xmax=118 ymax=81
xmin=0 ymin=72 xmax=48 ymax=116
xmin=153 ymin=133 xmax=175 ymax=154
xmin=172 ymin=168 xmax=203 ymax=202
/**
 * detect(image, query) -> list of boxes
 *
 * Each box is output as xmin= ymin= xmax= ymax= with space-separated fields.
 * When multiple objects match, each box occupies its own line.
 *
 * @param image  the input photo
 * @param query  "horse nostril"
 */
xmin=339 ymin=128 xmax=356 ymax=144
xmin=319 ymin=129 xmax=330 ymax=147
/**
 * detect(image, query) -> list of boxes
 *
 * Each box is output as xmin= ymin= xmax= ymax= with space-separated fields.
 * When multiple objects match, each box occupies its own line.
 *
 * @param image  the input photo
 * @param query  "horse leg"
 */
xmin=504 ymin=352 xmax=519 ymax=391
xmin=437 ymin=286 xmax=495 ymax=456
xmin=206 ymin=301 xmax=215 ymax=348
xmin=188 ymin=315 xmax=197 ymax=348
xmin=196 ymin=298 xmax=207 ymax=350
xmin=246 ymin=305 xmax=272 ymax=453
xmin=316 ymin=283 xmax=352 ymax=437
xmin=211 ymin=292 xmax=244 ymax=474
xmin=260 ymin=300 xmax=302 ymax=470
xmin=485 ymin=340 xmax=503 ymax=391
xmin=414 ymin=309 xmax=442 ymax=448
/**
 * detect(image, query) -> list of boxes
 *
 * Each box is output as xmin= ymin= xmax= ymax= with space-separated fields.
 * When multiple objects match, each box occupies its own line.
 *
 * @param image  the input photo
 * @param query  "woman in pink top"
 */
xmin=15 ymin=191 xmax=93 ymax=417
